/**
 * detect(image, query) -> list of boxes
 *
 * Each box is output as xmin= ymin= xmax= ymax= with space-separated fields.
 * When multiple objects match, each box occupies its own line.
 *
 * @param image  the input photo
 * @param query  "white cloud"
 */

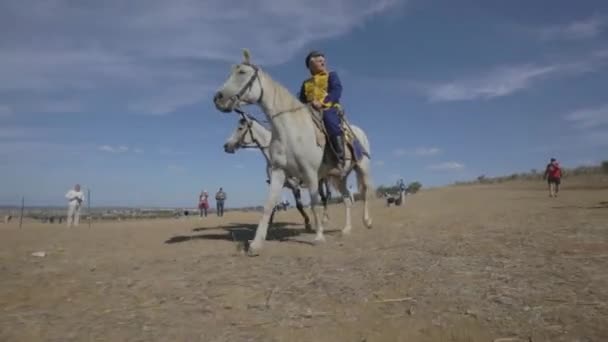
xmin=0 ymin=0 xmax=403 ymax=115
xmin=427 ymin=162 xmax=465 ymax=171
xmin=537 ymin=16 xmax=605 ymax=41
xmin=235 ymin=164 xmax=245 ymax=169
xmin=423 ymin=64 xmax=557 ymax=102
xmin=98 ymin=145 xmax=129 ymax=153
xmin=133 ymin=148 xmax=144 ymax=154
xmin=564 ymin=104 xmax=608 ymax=129
xmin=22 ymin=100 xmax=83 ymax=114
xmin=418 ymin=50 xmax=608 ymax=102
xmin=393 ymin=147 xmax=441 ymax=157
xmin=127 ymin=84 xmax=215 ymax=116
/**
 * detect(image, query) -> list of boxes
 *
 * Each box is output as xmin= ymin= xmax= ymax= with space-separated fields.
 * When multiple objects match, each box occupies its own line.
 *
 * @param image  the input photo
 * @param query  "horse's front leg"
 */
xmin=308 ymin=176 xmax=326 ymax=244
xmin=337 ymin=178 xmax=353 ymax=235
xmin=292 ymin=187 xmax=312 ymax=232
xmin=248 ymin=167 xmax=286 ymax=256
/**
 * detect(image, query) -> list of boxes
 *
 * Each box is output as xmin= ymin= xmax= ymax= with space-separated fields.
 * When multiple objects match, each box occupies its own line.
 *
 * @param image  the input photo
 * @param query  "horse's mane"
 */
xmin=257 ymin=68 xmax=307 ymax=115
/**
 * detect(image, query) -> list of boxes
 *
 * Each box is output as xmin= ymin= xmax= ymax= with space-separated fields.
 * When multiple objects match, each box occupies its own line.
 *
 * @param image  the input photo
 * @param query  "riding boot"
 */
xmin=331 ymin=134 xmax=345 ymax=174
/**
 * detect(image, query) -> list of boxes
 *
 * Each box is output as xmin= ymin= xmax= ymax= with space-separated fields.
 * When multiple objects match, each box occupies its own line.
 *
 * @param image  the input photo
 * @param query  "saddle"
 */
xmin=306 ymin=105 xmax=367 ymax=167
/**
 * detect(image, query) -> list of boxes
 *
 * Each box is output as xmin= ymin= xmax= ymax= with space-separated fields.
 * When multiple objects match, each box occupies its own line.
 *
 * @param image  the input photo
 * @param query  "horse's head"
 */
xmin=223 ymin=117 xmax=251 ymax=153
xmin=213 ymin=49 xmax=263 ymax=113
xmin=223 ymin=114 xmax=269 ymax=154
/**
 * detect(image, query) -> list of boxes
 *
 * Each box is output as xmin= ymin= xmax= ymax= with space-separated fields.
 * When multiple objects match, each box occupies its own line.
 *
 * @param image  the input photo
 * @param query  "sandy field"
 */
xmin=1 ymin=178 xmax=607 ymax=342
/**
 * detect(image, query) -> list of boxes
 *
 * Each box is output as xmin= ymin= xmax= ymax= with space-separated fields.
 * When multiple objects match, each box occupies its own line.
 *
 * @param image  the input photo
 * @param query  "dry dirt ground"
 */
xmin=1 ymin=178 xmax=607 ymax=342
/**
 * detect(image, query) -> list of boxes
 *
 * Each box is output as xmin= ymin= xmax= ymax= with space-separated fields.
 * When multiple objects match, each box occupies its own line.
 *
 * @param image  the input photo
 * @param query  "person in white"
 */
xmin=65 ymin=184 xmax=84 ymax=227
xmin=348 ymin=184 xmax=355 ymax=203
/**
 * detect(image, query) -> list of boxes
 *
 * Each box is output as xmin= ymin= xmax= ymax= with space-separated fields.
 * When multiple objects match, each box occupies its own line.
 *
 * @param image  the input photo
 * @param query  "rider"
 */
xmin=298 ymin=50 xmax=345 ymax=172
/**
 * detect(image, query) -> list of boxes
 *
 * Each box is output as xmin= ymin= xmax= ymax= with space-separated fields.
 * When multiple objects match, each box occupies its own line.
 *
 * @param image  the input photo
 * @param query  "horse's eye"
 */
xmin=238 ymin=70 xmax=246 ymax=75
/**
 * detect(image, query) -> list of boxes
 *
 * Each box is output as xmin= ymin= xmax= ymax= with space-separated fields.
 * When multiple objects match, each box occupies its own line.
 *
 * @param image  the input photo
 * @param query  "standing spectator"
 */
xmin=543 ymin=158 xmax=562 ymax=197
xmin=198 ymin=190 xmax=209 ymax=218
xmin=215 ymin=187 xmax=226 ymax=217
xmin=397 ymin=179 xmax=406 ymax=205
xmin=65 ymin=184 xmax=84 ymax=227
xmin=397 ymin=179 xmax=406 ymax=192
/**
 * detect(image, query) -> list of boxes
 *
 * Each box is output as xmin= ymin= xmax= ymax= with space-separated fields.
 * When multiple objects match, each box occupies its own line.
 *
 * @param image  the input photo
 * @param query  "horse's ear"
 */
xmin=242 ymin=49 xmax=251 ymax=64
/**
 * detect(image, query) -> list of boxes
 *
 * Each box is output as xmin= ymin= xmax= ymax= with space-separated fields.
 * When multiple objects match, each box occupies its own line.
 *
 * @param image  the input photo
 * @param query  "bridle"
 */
xmin=227 ymin=109 xmax=273 ymax=166
xmin=227 ymin=63 xmax=264 ymax=110
xmin=232 ymin=109 xmax=268 ymax=151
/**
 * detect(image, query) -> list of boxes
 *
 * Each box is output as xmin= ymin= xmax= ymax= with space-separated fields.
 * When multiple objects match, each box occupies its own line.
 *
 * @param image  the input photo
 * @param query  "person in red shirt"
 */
xmin=543 ymin=158 xmax=562 ymax=197
xmin=198 ymin=190 xmax=209 ymax=218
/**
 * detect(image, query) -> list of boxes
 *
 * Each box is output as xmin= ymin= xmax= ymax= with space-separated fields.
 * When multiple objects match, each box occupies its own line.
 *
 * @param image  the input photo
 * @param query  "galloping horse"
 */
xmin=222 ymin=113 xmax=337 ymax=230
xmin=213 ymin=50 xmax=373 ymax=256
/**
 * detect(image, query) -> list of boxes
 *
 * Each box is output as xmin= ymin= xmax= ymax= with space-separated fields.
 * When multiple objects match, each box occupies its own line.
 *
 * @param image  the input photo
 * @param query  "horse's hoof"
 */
xmin=341 ymin=227 xmax=352 ymax=235
xmin=246 ymin=240 xmax=262 ymax=257
xmin=313 ymin=235 xmax=326 ymax=245
xmin=364 ymin=218 xmax=373 ymax=229
xmin=322 ymin=215 xmax=330 ymax=224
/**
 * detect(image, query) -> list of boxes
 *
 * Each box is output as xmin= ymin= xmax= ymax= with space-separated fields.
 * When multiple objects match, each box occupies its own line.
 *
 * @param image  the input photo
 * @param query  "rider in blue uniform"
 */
xmin=298 ymin=50 xmax=345 ymax=172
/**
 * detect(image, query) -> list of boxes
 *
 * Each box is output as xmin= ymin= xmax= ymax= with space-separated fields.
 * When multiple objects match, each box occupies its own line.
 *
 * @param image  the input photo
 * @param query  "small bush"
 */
xmin=406 ymin=181 xmax=422 ymax=194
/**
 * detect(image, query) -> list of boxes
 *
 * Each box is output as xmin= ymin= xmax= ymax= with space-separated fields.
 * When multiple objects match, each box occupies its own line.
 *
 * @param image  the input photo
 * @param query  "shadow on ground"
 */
xmin=552 ymin=201 xmax=608 ymax=210
xmin=164 ymin=222 xmax=309 ymax=244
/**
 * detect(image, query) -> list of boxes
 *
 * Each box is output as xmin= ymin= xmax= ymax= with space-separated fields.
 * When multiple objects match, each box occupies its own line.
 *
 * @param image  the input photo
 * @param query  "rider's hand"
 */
xmin=312 ymin=100 xmax=323 ymax=110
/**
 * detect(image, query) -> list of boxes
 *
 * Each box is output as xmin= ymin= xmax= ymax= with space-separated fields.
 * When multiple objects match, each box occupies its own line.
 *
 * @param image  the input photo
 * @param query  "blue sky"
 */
xmin=1 ymin=0 xmax=607 ymax=208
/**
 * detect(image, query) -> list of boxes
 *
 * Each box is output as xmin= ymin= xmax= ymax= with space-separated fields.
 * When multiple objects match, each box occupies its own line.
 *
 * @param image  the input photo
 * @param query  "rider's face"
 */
xmin=309 ymin=56 xmax=326 ymax=74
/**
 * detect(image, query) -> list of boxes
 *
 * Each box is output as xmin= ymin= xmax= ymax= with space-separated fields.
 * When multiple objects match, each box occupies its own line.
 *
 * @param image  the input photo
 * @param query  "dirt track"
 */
xmin=1 ymin=180 xmax=607 ymax=341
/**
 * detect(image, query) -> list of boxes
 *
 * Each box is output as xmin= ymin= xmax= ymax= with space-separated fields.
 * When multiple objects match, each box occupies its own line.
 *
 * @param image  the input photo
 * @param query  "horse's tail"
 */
xmin=349 ymin=125 xmax=373 ymax=197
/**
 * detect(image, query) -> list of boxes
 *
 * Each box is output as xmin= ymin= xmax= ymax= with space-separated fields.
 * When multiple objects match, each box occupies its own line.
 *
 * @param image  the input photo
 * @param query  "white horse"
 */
xmin=223 ymin=113 xmax=336 ymax=230
xmin=213 ymin=49 xmax=373 ymax=256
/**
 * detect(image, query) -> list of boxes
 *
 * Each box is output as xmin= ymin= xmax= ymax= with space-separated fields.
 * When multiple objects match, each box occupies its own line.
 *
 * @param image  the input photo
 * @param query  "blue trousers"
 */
xmin=322 ymin=107 xmax=342 ymax=138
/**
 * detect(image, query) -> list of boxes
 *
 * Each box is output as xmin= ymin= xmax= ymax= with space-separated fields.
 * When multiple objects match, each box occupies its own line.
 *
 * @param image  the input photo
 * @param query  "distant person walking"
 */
xmin=543 ymin=158 xmax=562 ymax=198
xmin=215 ymin=187 xmax=226 ymax=217
xmin=198 ymin=190 xmax=209 ymax=218
xmin=65 ymin=184 xmax=84 ymax=227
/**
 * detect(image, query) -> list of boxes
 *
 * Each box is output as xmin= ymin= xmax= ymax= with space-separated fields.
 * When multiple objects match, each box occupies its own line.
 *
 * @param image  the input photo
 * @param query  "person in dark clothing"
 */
xmin=215 ymin=188 xmax=226 ymax=216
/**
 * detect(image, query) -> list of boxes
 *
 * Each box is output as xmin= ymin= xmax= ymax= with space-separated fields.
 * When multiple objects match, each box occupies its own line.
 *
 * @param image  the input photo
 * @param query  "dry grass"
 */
xmin=1 ymin=177 xmax=607 ymax=341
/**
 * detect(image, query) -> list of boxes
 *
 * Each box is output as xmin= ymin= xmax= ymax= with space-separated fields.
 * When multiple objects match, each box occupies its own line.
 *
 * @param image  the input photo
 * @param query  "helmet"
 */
xmin=305 ymin=50 xmax=325 ymax=68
